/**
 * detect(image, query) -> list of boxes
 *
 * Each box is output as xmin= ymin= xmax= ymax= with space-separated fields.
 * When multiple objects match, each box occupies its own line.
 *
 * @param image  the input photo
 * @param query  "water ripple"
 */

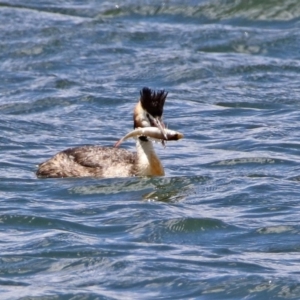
xmin=1 ymin=0 xmax=300 ymax=299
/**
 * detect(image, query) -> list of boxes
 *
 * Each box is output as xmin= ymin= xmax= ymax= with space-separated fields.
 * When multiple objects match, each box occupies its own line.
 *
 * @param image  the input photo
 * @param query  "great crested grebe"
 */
xmin=36 ymin=87 xmax=183 ymax=178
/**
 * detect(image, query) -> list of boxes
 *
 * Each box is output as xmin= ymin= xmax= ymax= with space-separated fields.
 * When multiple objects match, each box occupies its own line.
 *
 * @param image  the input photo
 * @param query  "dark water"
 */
xmin=1 ymin=0 xmax=300 ymax=299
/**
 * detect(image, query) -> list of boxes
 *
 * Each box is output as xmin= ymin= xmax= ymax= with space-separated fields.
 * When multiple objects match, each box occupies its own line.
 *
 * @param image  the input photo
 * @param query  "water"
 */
xmin=1 ymin=0 xmax=300 ymax=299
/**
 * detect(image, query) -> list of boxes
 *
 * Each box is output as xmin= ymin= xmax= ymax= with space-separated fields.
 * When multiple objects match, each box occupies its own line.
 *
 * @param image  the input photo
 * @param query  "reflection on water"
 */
xmin=142 ymin=176 xmax=207 ymax=202
xmin=68 ymin=176 xmax=208 ymax=203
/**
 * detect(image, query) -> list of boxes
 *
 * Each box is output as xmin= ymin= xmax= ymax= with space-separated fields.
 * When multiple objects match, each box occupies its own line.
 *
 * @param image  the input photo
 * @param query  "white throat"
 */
xmin=135 ymin=138 xmax=164 ymax=177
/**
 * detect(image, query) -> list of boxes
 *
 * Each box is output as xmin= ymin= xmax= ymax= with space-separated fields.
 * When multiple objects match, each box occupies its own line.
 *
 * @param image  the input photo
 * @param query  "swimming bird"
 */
xmin=36 ymin=87 xmax=183 ymax=178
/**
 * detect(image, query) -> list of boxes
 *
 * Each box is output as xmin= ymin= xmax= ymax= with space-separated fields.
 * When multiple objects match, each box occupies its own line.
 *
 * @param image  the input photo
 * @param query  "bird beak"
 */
xmin=147 ymin=114 xmax=168 ymax=140
xmin=133 ymin=101 xmax=167 ymax=140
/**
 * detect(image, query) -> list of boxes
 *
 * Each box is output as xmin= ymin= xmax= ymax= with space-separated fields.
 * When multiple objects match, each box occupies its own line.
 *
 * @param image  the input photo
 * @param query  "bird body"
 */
xmin=36 ymin=88 xmax=183 ymax=178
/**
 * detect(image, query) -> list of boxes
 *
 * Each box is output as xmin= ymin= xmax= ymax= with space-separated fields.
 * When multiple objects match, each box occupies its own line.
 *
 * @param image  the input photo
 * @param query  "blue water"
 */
xmin=1 ymin=1 xmax=300 ymax=299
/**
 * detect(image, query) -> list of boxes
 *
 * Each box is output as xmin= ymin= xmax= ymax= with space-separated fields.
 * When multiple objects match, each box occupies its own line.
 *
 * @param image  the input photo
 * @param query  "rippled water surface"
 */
xmin=1 ymin=0 xmax=300 ymax=299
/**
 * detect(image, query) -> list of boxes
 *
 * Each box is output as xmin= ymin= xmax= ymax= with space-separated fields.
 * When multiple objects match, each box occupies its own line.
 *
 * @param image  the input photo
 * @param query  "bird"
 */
xmin=36 ymin=87 xmax=183 ymax=178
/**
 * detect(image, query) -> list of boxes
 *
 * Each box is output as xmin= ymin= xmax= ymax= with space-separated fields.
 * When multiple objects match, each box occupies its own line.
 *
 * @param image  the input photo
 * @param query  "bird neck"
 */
xmin=135 ymin=137 xmax=165 ymax=177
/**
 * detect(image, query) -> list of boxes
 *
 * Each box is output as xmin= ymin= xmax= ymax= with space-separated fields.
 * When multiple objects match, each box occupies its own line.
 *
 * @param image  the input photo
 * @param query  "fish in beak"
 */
xmin=114 ymin=127 xmax=183 ymax=148
xmin=146 ymin=113 xmax=167 ymax=140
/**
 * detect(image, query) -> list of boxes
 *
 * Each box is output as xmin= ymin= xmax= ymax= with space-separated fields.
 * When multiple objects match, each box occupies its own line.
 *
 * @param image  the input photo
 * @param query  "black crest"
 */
xmin=140 ymin=87 xmax=168 ymax=117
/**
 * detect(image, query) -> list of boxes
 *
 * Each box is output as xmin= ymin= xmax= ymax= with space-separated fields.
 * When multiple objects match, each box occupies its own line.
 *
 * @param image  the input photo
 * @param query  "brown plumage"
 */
xmin=36 ymin=146 xmax=137 ymax=178
xmin=36 ymin=87 xmax=171 ymax=179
